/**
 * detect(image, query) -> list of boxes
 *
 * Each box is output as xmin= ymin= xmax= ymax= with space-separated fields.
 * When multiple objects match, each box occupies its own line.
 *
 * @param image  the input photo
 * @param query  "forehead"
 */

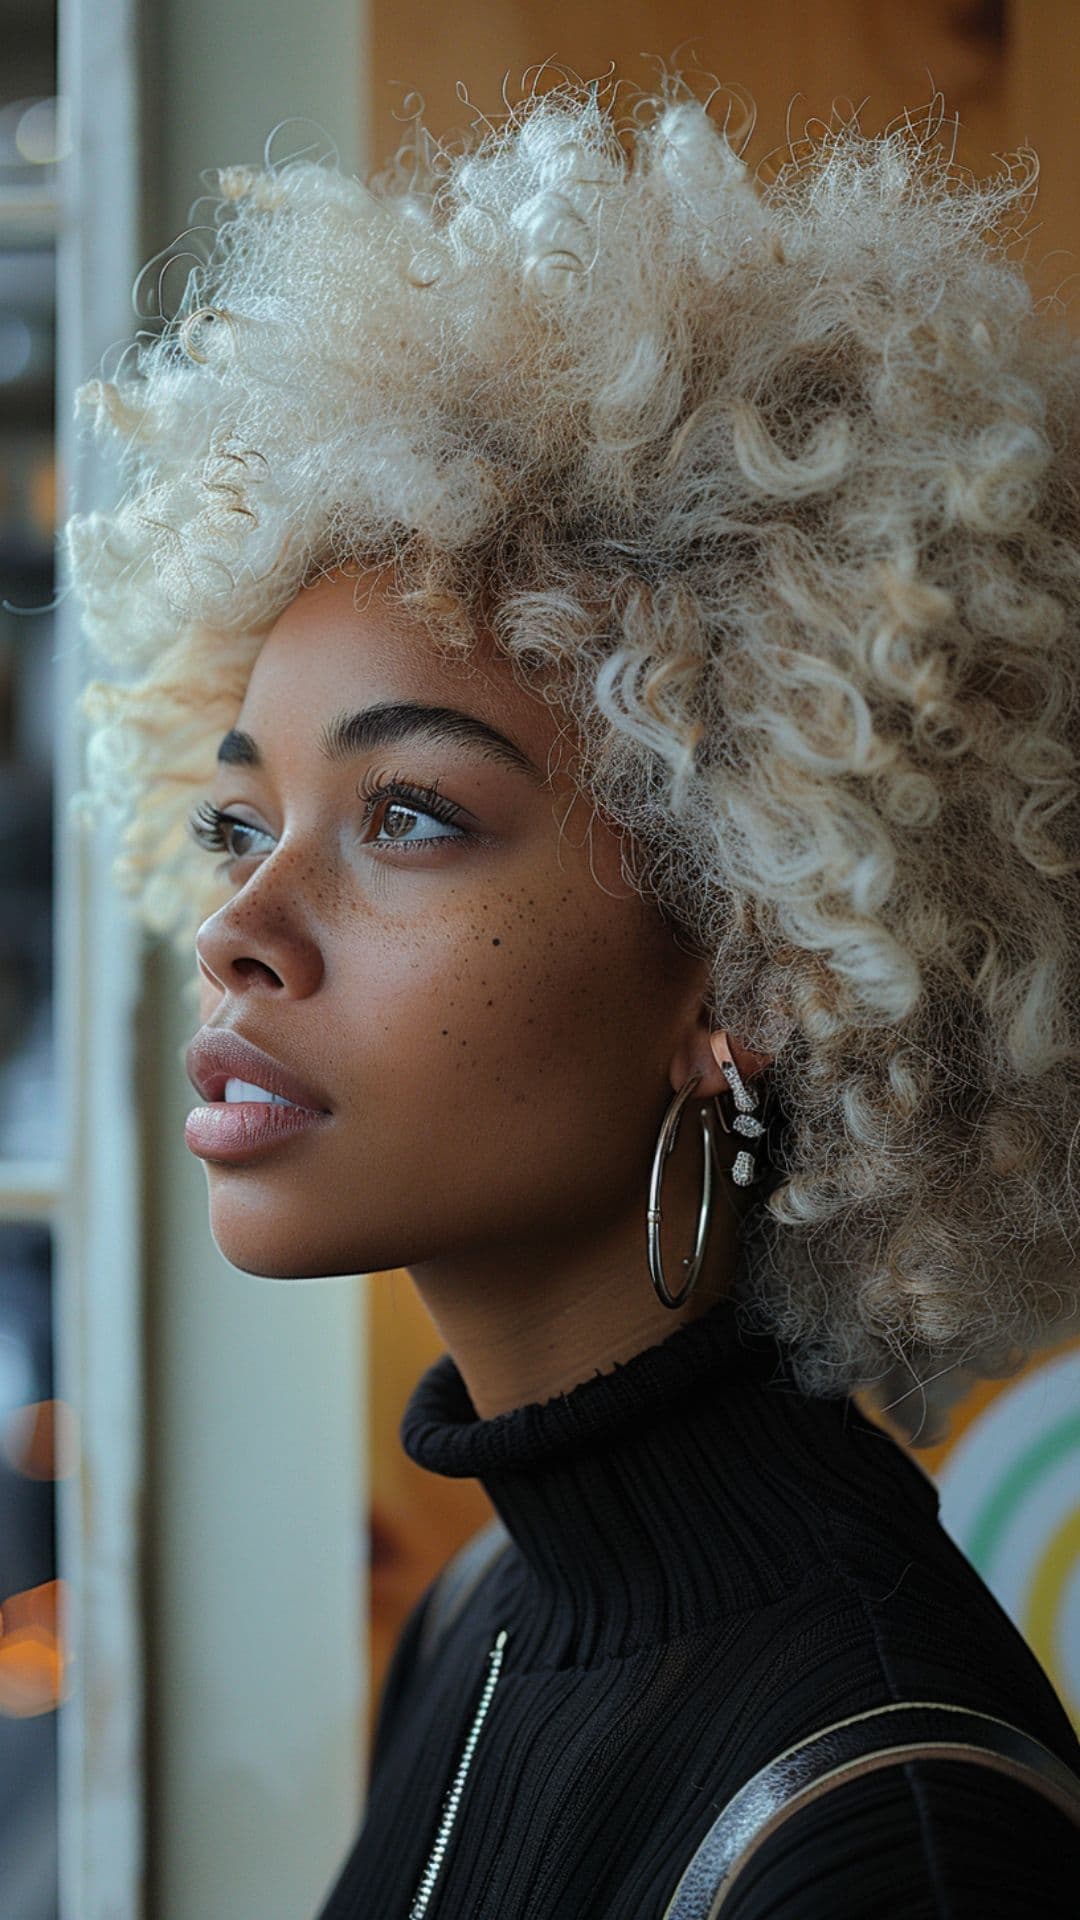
xmin=235 ymin=568 xmax=566 ymax=774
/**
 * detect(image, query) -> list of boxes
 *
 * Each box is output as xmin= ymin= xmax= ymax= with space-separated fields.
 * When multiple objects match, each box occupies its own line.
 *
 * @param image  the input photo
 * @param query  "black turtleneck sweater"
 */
xmin=313 ymin=1293 xmax=1080 ymax=1918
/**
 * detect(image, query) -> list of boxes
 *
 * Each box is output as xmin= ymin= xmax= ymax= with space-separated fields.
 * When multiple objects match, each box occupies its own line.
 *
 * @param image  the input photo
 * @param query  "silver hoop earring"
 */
xmin=711 ymin=1055 xmax=767 ymax=1187
xmin=647 ymin=1073 xmax=717 ymax=1310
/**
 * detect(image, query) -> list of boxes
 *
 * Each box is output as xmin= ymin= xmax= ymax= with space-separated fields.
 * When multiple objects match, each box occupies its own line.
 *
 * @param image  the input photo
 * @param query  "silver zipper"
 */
xmin=406 ymin=1628 xmax=509 ymax=1919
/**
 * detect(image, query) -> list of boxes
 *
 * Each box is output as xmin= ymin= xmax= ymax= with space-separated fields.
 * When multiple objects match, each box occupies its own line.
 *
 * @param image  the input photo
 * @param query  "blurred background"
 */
xmin=1 ymin=3 xmax=1078 ymax=1917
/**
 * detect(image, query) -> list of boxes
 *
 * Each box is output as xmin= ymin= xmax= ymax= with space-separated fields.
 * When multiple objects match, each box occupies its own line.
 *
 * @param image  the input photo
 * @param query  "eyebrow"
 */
xmin=215 ymin=701 xmax=543 ymax=783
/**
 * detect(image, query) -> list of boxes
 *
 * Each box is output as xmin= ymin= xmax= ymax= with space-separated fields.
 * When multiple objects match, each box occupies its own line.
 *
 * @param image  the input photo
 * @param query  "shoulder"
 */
xmin=713 ymin=1755 xmax=1080 ymax=1918
xmin=660 ymin=1493 xmax=1080 ymax=1914
xmin=742 ymin=1396 xmax=1080 ymax=1764
xmin=663 ymin=1697 xmax=1080 ymax=1920
xmin=808 ymin=1486 xmax=1080 ymax=1767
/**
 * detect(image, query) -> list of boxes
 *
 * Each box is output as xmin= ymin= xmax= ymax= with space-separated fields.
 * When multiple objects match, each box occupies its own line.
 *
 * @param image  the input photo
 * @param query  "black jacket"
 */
xmin=314 ymin=1292 xmax=1080 ymax=1917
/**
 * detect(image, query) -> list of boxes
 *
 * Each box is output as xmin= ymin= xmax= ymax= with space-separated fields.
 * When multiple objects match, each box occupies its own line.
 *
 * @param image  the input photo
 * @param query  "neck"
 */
xmin=400 ymin=1289 xmax=874 ymax=1667
xmin=405 ymin=1167 xmax=747 ymax=1419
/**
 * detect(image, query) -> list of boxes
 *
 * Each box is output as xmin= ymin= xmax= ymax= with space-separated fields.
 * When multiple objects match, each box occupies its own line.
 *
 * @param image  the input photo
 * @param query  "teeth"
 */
xmin=223 ymin=1077 xmax=299 ymax=1108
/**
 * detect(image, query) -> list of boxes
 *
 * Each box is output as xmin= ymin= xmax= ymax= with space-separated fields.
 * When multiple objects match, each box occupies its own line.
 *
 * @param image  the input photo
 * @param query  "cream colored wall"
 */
xmin=138 ymin=5 xmax=369 ymax=1918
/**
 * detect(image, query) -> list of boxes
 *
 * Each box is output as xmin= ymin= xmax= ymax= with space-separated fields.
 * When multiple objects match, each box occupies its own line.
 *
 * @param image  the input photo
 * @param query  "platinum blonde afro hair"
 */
xmin=63 ymin=71 xmax=1080 ymax=1441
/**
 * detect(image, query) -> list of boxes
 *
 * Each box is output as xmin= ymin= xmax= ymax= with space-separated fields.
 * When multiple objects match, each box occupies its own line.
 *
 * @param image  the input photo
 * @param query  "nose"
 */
xmin=194 ymin=888 xmax=325 ymax=1002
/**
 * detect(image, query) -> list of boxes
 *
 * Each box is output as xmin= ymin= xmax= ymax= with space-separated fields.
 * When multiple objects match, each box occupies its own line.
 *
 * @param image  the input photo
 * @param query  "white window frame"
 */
xmin=0 ymin=4 xmax=143 ymax=1915
xmin=51 ymin=1 xmax=145 ymax=1914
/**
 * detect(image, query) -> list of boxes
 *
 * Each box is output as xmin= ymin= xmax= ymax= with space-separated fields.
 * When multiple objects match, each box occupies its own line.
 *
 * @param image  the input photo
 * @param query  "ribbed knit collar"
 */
xmin=399 ymin=1293 xmax=863 ymax=1664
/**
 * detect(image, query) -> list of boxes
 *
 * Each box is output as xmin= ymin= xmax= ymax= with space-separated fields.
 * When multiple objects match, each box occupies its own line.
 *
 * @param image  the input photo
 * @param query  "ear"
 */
xmin=668 ymin=1012 xmax=774 ymax=1102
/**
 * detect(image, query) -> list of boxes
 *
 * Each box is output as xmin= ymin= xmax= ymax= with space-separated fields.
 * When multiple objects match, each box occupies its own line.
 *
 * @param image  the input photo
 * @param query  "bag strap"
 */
xmin=417 ymin=1517 xmax=513 ymax=1669
xmin=661 ymin=1698 xmax=1080 ymax=1920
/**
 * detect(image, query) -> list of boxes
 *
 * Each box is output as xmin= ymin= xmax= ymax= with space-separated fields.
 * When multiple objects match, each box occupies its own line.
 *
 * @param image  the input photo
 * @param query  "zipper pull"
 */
xmin=407 ymin=1629 xmax=509 ymax=1919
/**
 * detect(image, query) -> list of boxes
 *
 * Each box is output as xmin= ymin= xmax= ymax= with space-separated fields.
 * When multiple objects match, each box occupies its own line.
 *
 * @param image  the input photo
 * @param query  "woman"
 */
xmin=64 ymin=70 xmax=1080 ymax=1918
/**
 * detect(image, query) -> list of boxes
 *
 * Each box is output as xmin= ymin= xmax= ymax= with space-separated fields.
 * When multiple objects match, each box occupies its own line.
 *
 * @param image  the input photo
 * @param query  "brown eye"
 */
xmin=358 ymin=775 xmax=473 ymax=852
xmin=188 ymin=802 xmax=270 ymax=870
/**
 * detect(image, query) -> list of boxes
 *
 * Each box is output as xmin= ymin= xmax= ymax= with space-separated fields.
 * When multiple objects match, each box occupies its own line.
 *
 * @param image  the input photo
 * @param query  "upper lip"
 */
xmin=185 ymin=1028 xmax=333 ymax=1113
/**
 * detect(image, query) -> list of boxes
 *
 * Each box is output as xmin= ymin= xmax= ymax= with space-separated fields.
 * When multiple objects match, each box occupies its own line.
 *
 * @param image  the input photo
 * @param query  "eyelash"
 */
xmin=186 ymin=766 xmax=473 ymax=872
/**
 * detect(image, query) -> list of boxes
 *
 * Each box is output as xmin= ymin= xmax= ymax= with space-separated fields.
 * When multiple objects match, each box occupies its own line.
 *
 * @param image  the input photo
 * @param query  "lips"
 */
xmin=185 ymin=1027 xmax=333 ymax=1113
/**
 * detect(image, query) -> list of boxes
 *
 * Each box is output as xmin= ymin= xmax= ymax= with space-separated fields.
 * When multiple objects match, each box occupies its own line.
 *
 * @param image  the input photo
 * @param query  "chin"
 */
xmin=208 ymin=1237 xmax=315 ymax=1280
xmin=205 ymin=1206 xmax=385 ymax=1282
xmin=202 ymin=1203 xmax=329 ymax=1280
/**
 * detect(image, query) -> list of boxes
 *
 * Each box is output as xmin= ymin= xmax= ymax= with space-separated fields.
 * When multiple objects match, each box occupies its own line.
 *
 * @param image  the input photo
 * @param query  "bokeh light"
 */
xmin=14 ymin=97 xmax=71 ymax=166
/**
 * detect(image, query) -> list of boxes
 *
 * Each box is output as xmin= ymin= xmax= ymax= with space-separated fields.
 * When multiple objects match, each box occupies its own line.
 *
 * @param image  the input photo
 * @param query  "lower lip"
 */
xmin=184 ymin=1100 xmax=332 ymax=1162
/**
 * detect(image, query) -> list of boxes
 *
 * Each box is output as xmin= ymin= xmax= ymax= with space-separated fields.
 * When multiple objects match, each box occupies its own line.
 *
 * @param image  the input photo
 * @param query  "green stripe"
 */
xmin=966 ymin=1410 xmax=1080 ymax=1576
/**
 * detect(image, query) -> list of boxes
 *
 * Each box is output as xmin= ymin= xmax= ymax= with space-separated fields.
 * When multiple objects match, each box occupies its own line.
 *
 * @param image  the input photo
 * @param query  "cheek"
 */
xmin=348 ymin=887 xmax=640 ymax=1085
xmin=431 ymin=895 xmax=664 ymax=1087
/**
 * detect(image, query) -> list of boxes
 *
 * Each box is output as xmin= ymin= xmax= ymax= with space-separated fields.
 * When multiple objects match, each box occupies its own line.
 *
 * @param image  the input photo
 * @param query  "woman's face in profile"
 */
xmin=189 ymin=567 xmax=714 ymax=1285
